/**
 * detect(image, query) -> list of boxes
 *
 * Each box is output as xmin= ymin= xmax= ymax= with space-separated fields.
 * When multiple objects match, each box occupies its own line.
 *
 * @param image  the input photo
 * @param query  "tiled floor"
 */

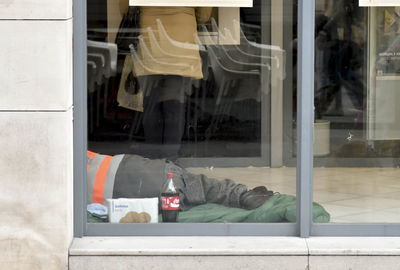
xmin=186 ymin=166 xmax=400 ymax=223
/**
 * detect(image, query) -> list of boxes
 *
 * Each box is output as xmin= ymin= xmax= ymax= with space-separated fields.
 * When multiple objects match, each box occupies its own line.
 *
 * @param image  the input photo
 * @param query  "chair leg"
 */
xmin=103 ymin=79 xmax=109 ymax=118
xmin=129 ymin=111 xmax=142 ymax=140
xmin=206 ymin=82 xmax=226 ymax=139
xmin=185 ymin=94 xmax=192 ymax=140
xmin=89 ymin=92 xmax=94 ymax=135
xmin=96 ymin=84 xmax=100 ymax=127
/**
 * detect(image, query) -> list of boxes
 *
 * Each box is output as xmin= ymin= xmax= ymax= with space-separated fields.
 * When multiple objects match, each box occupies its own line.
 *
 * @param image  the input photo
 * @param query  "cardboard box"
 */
xmin=106 ymin=198 xmax=159 ymax=223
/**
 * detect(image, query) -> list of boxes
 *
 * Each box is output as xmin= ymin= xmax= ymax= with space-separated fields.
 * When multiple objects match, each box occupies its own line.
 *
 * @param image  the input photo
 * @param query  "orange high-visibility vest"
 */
xmin=87 ymin=151 xmax=124 ymax=205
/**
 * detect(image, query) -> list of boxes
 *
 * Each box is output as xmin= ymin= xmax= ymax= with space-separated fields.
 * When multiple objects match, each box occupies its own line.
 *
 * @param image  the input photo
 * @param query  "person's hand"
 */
xmin=125 ymin=72 xmax=140 ymax=95
xmin=240 ymin=186 xmax=274 ymax=210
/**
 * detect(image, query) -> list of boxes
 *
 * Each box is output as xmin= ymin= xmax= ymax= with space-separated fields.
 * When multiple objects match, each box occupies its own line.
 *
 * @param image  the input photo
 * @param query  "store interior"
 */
xmin=86 ymin=0 xmax=400 ymax=223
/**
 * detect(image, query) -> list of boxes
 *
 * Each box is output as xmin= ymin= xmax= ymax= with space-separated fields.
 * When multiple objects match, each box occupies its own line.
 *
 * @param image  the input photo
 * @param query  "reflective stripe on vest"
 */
xmin=87 ymin=152 xmax=124 ymax=205
xmin=93 ymin=155 xmax=113 ymax=204
xmin=87 ymin=150 xmax=97 ymax=159
xmin=87 ymin=151 xmax=98 ymax=171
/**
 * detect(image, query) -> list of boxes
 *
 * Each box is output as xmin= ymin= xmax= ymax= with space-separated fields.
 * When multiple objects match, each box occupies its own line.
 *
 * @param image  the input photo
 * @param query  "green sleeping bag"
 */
xmin=176 ymin=193 xmax=330 ymax=223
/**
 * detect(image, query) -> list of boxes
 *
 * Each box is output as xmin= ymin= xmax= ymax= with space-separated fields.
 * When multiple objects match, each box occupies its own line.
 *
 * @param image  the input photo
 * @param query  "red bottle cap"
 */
xmin=167 ymin=173 xmax=174 ymax=178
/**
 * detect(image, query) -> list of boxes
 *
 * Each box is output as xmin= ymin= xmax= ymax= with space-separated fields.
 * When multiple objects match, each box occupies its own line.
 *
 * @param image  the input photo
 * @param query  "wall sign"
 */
xmin=129 ymin=0 xmax=253 ymax=7
xmin=359 ymin=0 xmax=400 ymax=6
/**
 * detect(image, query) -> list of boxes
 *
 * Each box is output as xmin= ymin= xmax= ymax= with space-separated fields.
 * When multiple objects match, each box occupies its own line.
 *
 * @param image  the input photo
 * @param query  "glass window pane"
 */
xmin=313 ymin=1 xmax=400 ymax=223
xmin=86 ymin=1 xmax=300 ymax=226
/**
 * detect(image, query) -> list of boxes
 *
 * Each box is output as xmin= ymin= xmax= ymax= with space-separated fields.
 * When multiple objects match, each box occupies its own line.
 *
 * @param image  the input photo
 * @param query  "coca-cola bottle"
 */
xmin=161 ymin=172 xmax=180 ymax=222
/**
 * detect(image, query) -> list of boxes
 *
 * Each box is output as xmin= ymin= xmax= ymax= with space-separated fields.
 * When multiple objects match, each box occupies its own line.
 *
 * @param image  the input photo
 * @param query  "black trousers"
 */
xmin=112 ymin=154 xmax=247 ymax=211
xmin=141 ymin=75 xmax=191 ymax=160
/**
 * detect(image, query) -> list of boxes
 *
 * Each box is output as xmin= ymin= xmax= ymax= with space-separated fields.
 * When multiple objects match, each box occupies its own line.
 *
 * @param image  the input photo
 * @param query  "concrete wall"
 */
xmin=0 ymin=1 xmax=73 ymax=269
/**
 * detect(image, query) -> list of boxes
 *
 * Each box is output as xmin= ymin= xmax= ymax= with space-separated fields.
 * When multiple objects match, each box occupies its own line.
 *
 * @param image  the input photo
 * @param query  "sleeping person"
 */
xmin=87 ymin=151 xmax=273 ymax=211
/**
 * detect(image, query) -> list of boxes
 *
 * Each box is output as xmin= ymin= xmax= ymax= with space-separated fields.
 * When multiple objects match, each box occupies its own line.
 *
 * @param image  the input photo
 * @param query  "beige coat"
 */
xmin=133 ymin=7 xmax=212 ymax=79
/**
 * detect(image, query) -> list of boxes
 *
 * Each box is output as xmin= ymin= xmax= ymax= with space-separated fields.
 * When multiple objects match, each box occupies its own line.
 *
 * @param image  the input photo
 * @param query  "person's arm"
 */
xmin=195 ymin=7 xmax=213 ymax=24
xmin=172 ymin=163 xmax=273 ymax=211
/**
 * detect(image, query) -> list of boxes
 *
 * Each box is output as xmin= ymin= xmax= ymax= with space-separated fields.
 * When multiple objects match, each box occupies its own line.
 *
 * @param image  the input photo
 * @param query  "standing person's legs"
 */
xmin=142 ymin=76 xmax=164 ymax=158
xmin=160 ymin=76 xmax=191 ymax=160
xmin=161 ymin=100 xmax=185 ymax=160
xmin=143 ymin=95 xmax=163 ymax=143
xmin=141 ymin=75 xmax=190 ymax=160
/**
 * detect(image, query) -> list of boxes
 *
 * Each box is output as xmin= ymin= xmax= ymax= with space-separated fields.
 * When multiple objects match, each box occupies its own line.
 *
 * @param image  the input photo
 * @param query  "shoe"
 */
xmin=240 ymin=186 xmax=274 ymax=210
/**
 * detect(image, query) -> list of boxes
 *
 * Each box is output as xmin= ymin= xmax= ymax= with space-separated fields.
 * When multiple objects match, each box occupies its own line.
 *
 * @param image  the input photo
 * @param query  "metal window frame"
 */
xmin=72 ymin=0 xmax=304 ymax=238
xmin=73 ymin=0 xmax=88 ymax=237
xmin=310 ymin=5 xmax=400 ymax=237
xmin=73 ymin=0 xmax=296 ymax=236
xmin=73 ymin=0 xmax=400 ymax=237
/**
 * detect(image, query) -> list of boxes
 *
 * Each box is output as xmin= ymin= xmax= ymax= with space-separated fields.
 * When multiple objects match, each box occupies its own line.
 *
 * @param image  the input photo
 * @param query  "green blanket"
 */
xmin=88 ymin=194 xmax=330 ymax=223
xmin=176 ymin=194 xmax=329 ymax=223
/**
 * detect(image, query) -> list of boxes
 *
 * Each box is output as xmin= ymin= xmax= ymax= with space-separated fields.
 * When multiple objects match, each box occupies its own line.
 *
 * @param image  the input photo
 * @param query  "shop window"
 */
xmin=312 ymin=1 xmax=400 ymax=227
xmin=75 ymin=0 xmax=400 ymax=236
xmin=81 ymin=0 xmax=305 ymax=235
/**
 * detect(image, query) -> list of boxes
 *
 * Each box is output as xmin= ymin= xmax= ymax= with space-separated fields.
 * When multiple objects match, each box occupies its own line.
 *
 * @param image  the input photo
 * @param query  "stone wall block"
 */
xmin=0 ymin=111 xmax=73 ymax=270
xmin=0 ymin=0 xmax=71 ymax=20
xmin=0 ymin=20 xmax=72 ymax=110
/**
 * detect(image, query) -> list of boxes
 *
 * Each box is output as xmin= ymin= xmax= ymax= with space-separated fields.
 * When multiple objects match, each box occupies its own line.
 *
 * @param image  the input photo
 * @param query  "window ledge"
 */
xmin=69 ymin=237 xmax=308 ymax=256
xmin=307 ymin=237 xmax=400 ymax=256
xmin=69 ymin=237 xmax=400 ymax=256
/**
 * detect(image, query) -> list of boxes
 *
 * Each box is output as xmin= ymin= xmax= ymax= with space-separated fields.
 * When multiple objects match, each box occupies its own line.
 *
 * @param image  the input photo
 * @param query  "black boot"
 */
xmin=240 ymin=186 xmax=274 ymax=210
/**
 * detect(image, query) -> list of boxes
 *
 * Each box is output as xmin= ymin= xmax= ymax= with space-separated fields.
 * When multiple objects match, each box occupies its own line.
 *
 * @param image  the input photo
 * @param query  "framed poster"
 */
xmin=375 ymin=7 xmax=400 ymax=75
xmin=129 ymin=0 xmax=252 ymax=7
xmin=128 ymin=0 xmax=252 ymax=45
xmin=360 ymin=0 xmax=400 ymax=6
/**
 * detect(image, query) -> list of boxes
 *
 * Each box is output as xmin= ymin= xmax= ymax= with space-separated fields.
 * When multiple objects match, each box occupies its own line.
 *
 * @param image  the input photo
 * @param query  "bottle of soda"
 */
xmin=161 ymin=172 xmax=180 ymax=222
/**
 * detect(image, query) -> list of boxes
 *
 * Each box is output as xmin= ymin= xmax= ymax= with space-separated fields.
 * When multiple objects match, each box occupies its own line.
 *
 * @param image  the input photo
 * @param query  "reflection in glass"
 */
xmin=313 ymin=1 xmax=400 ymax=223
xmin=85 ymin=2 xmax=310 ymax=225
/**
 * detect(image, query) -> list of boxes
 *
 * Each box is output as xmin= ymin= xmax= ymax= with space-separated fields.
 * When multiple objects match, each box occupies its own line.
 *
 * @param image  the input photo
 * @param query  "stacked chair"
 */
xmin=199 ymin=18 xmax=284 ymax=140
xmin=87 ymin=40 xmax=118 ymax=134
xmin=126 ymin=18 xmax=286 ymax=149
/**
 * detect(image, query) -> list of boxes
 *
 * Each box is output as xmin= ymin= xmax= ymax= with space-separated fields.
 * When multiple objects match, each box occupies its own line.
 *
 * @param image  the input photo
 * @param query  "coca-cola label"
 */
xmin=161 ymin=195 xmax=180 ymax=210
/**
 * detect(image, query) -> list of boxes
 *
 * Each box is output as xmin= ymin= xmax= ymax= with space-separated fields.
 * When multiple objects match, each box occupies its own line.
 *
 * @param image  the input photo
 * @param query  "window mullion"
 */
xmin=296 ymin=0 xmax=315 ymax=238
xmin=73 ymin=0 xmax=88 ymax=237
